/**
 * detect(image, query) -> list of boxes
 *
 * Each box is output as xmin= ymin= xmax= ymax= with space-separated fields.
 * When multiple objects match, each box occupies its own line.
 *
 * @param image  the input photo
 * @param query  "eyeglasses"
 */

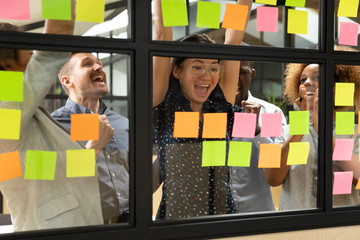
xmin=187 ymin=64 xmax=224 ymax=77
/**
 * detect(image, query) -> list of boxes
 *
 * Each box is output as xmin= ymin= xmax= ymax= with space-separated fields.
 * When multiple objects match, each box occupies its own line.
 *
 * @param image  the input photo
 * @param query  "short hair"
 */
xmin=0 ymin=23 xmax=25 ymax=70
xmin=58 ymin=53 xmax=79 ymax=95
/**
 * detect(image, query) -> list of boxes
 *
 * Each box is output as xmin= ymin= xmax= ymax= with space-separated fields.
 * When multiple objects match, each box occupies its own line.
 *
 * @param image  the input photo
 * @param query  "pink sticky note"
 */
xmin=332 ymin=138 xmax=354 ymax=161
xmin=232 ymin=112 xmax=257 ymax=138
xmin=333 ymin=171 xmax=353 ymax=195
xmin=339 ymin=22 xmax=359 ymax=47
xmin=0 ymin=0 xmax=30 ymax=20
xmin=261 ymin=113 xmax=282 ymax=137
xmin=256 ymin=6 xmax=278 ymax=32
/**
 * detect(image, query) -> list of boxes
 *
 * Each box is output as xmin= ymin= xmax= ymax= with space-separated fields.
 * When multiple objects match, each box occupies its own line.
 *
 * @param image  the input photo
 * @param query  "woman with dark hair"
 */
xmin=265 ymin=46 xmax=360 ymax=210
xmin=152 ymin=0 xmax=252 ymax=219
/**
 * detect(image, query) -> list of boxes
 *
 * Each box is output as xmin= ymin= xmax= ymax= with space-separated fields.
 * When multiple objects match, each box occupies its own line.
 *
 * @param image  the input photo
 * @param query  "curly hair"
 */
xmin=283 ymin=46 xmax=360 ymax=109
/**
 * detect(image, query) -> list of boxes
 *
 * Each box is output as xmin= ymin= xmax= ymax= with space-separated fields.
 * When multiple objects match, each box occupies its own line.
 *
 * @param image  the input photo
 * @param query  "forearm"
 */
xmin=154 ymin=0 xmax=173 ymax=41
xmin=264 ymin=135 xmax=303 ymax=186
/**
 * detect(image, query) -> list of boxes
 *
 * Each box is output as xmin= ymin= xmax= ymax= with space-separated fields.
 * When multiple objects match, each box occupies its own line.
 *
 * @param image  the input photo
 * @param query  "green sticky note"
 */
xmin=161 ymin=0 xmax=188 ymax=27
xmin=76 ymin=0 xmax=105 ymax=23
xmin=202 ymin=141 xmax=226 ymax=167
xmin=336 ymin=112 xmax=355 ymax=135
xmin=0 ymin=71 xmax=23 ymax=102
xmin=41 ymin=0 xmax=72 ymax=20
xmin=66 ymin=149 xmax=96 ymax=177
xmin=196 ymin=1 xmax=221 ymax=29
xmin=289 ymin=111 xmax=309 ymax=135
xmin=287 ymin=9 xmax=308 ymax=35
xmin=338 ymin=0 xmax=359 ymax=17
xmin=285 ymin=0 xmax=306 ymax=7
xmin=335 ymin=83 xmax=355 ymax=107
xmin=0 ymin=109 xmax=21 ymax=140
xmin=255 ymin=0 xmax=277 ymax=5
xmin=24 ymin=150 xmax=57 ymax=180
xmin=287 ymin=142 xmax=310 ymax=165
xmin=228 ymin=141 xmax=252 ymax=167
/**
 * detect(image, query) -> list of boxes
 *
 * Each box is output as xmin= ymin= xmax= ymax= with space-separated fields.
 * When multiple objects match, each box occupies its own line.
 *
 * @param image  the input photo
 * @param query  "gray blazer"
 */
xmin=0 ymin=51 xmax=103 ymax=231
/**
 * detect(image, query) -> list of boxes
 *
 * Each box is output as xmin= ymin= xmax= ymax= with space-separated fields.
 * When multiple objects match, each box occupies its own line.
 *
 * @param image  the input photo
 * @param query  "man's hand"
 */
xmin=241 ymin=100 xmax=261 ymax=135
xmin=85 ymin=115 xmax=114 ymax=158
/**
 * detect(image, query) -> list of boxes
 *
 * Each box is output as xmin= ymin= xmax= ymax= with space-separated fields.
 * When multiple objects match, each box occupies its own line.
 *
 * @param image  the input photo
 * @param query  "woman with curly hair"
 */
xmin=265 ymin=49 xmax=360 ymax=210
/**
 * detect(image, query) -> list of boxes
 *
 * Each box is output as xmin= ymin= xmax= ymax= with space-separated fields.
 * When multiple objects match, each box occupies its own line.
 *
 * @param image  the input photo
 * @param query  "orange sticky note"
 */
xmin=258 ymin=144 xmax=281 ymax=168
xmin=202 ymin=113 xmax=227 ymax=138
xmin=355 ymin=178 xmax=360 ymax=189
xmin=0 ymin=151 xmax=22 ymax=182
xmin=221 ymin=4 xmax=249 ymax=31
xmin=70 ymin=114 xmax=99 ymax=141
xmin=173 ymin=112 xmax=199 ymax=138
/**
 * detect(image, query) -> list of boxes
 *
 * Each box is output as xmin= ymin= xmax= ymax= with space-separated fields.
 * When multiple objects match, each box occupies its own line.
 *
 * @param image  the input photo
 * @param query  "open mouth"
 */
xmin=195 ymin=84 xmax=210 ymax=96
xmin=306 ymin=92 xmax=315 ymax=96
xmin=93 ymin=75 xmax=105 ymax=83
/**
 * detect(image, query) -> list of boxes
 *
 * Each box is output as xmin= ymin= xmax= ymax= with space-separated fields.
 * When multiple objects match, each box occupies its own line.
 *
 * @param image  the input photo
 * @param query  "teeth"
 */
xmin=307 ymin=92 xmax=314 ymax=96
xmin=94 ymin=76 xmax=103 ymax=81
xmin=197 ymin=84 xmax=209 ymax=88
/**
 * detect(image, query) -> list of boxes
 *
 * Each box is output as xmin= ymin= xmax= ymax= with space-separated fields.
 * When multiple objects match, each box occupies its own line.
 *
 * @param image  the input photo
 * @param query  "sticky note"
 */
xmin=336 ymin=112 xmax=354 ymax=135
xmin=66 ymin=149 xmax=95 ymax=177
xmin=196 ymin=1 xmax=221 ymax=29
xmin=256 ymin=6 xmax=278 ymax=32
xmin=232 ymin=112 xmax=257 ymax=138
xmin=76 ymin=0 xmax=105 ymax=23
xmin=161 ymin=0 xmax=188 ymax=27
xmin=0 ymin=71 xmax=23 ymax=102
xmin=289 ymin=111 xmax=309 ymax=135
xmin=0 ymin=0 xmax=30 ymax=20
xmin=202 ymin=113 xmax=227 ymax=139
xmin=70 ymin=114 xmax=99 ymax=141
xmin=286 ymin=142 xmax=310 ymax=165
xmin=24 ymin=150 xmax=57 ymax=180
xmin=41 ymin=0 xmax=72 ymax=20
xmin=173 ymin=112 xmax=199 ymax=138
xmin=261 ymin=113 xmax=282 ymax=137
xmin=332 ymin=138 xmax=354 ymax=161
xmin=201 ymin=141 xmax=226 ymax=167
xmin=338 ymin=0 xmax=359 ymax=17
xmin=227 ymin=141 xmax=252 ymax=167
xmin=0 ymin=151 xmax=22 ymax=182
xmin=0 ymin=109 xmax=21 ymax=140
xmin=258 ymin=144 xmax=281 ymax=168
xmin=333 ymin=171 xmax=353 ymax=195
xmin=255 ymin=0 xmax=277 ymax=5
xmin=287 ymin=9 xmax=308 ymax=35
xmin=285 ymin=0 xmax=306 ymax=7
xmin=221 ymin=4 xmax=249 ymax=31
xmin=335 ymin=82 xmax=355 ymax=106
xmin=356 ymin=178 xmax=360 ymax=189
xmin=338 ymin=22 xmax=359 ymax=47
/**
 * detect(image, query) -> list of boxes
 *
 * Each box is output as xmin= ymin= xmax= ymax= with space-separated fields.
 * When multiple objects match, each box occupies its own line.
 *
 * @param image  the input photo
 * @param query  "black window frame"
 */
xmin=0 ymin=0 xmax=360 ymax=239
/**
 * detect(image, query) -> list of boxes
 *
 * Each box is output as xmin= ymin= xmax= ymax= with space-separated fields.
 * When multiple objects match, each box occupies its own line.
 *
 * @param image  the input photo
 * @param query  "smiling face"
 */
xmin=173 ymin=58 xmax=220 ymax=111
xmin=299 ymin=64 xmax=319 ymax=109
xmin=63 ymin=53 xmax=108 ymax=101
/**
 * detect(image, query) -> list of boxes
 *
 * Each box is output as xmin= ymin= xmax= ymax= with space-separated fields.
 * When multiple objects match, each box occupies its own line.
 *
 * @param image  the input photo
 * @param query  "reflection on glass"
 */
xmin=334 ymin=0 xmax=360 ymax=51
xmin=332 ymin=62 xmax=360 ymax=208
xmin=152 ymin=0 xmax=319 ymax=49
xmin=0 ymin=0 xmax=129 ymax=39
xmin=0 ymin=49 xmax=130 ymax=232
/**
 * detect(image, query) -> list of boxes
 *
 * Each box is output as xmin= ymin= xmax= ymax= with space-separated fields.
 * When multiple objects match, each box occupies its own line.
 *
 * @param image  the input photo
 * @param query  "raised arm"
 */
xmin=153 ymin=0 xmax=173 ymax=106
xmin=219 ymin=0 xmax=252 ymax=105
xmin=44 ymin=0 xmax=75 ymax=35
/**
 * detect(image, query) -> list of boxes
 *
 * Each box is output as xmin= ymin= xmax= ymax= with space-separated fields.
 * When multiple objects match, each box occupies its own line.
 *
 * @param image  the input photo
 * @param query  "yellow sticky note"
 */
xmin=338 ymin=0 xmax=359 ymax=17
xmin=227 ymin=141 xmax=252 ymax=167
xmin=76 ymin=0 xmax=105 ymax=23
xmin=336 ymin=112 xmax=355 ymax=135
xmin=66 ymin=149 xmax=96 ymax=177
xmin=335 ymin=83 xmax=354 ymax=106
xmin=286 ymin=142 xmax=310 ymax=165
xmin=0 ymin=70 xmax=23 ymax=102
xmin=287 ymin=9 xmax=308 ymax=35
xmin=24 ymin=150 xmax=57 ymax=180
xmin=201 ymin=141 xmax=226 ymax=166
xmin=255 ymin=0 xmax=277 ymax=5
xmin=0 ymin=109 xmax=21 ymax=140
xmin=202 ymin=113 xmax=227 ymax=139
xmin=0 ymin=151 xmax=22 ymax=182
xmin=258 ymin=144 xmax=281 ymax=168
xmin=173 ymin=112 xmax=199 ymax=138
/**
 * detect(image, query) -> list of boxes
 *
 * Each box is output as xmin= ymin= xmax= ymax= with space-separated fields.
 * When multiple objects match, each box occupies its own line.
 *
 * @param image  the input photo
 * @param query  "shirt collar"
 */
xmin=65 ymin=98 xmax=108 ymax=114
